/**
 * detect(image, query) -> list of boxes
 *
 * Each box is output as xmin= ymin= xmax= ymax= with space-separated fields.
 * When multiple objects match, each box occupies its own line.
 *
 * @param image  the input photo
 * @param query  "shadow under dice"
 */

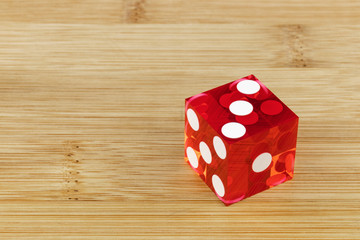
xmin=184 ymin=75 xmax=299 ymax=206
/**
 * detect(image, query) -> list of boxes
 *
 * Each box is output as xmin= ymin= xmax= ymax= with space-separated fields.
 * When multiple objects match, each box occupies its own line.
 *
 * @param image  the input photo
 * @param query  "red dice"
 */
xmin=184 ymin=75 xmax=299 ymax=205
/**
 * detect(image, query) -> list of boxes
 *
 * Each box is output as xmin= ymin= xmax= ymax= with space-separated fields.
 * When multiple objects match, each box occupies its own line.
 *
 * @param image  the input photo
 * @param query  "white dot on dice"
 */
xmin=199 ymin=141 xmax=212 ymax=164
xmin=221 ymin=122 xmax=246 ymax=139
xmin=213 ymin=136 xmax=227 ymax=159
xmin=186 ymin=108 xmax=199 ymax=131
xmin=229 ymin=100 xmax=253 ymax=116
xmin=186 ymin=147 xmax=198 ymax=168
xmin=252 ymin=152 xmax=273 ymax=173
xmin=237 ymin=80 xmax=261 ymax=94
xmin=212 ymin=174 xmax=225 ymax=197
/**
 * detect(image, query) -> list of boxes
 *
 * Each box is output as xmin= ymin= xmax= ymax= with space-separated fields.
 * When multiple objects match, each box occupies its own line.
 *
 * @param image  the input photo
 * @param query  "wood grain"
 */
xmin=0 ymin=1 xmax=359 ymax=239
xmin=1 ymin=0 xmax=360 ymax=24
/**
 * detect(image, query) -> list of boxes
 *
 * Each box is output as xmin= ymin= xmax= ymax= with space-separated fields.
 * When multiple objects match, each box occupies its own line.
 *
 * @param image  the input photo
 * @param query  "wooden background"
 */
xmin=0 ymin=0 xmax=359 ymax=239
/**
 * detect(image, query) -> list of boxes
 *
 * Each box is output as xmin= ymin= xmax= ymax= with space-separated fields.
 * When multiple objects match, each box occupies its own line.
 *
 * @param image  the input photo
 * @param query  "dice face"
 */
xmin=184 ymin=75 xmax=299 ymax=205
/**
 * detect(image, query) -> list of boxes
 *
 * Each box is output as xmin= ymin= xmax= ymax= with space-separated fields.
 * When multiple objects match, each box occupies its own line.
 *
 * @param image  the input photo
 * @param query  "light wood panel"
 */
xmin=144 ymin=0 xmax=360 ymax=24
xmin=0 ymin=201 xmax=358 ymax=239
xmin=0 ymin=1 xmax=360 ymax=24
xmin=0 ymin=2 xmax=359 ymax=239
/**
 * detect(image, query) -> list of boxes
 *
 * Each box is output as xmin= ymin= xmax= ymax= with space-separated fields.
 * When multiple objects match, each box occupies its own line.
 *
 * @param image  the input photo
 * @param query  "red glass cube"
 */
xmin=184 ymin=75 xmax=299 ymax=205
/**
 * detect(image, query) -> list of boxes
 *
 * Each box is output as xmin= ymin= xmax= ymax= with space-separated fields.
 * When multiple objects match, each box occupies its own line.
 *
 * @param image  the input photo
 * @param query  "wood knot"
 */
xmin=124 ymin=0 xmax=147 ymax=23
xmin=62 ymin=141 xmax=81 ymax=200
xmin=279 ymin=24 xmax=308 ymax=68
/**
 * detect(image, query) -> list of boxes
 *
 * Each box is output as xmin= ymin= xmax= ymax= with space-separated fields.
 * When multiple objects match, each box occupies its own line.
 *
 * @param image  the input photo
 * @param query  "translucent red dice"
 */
xmin=184 ymin=75 xmax=299 ymax=205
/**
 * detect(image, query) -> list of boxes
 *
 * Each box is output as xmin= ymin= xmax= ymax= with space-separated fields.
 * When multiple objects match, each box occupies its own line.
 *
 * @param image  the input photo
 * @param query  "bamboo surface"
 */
xmin=0 ymin=1 xmax=359 ymax=239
